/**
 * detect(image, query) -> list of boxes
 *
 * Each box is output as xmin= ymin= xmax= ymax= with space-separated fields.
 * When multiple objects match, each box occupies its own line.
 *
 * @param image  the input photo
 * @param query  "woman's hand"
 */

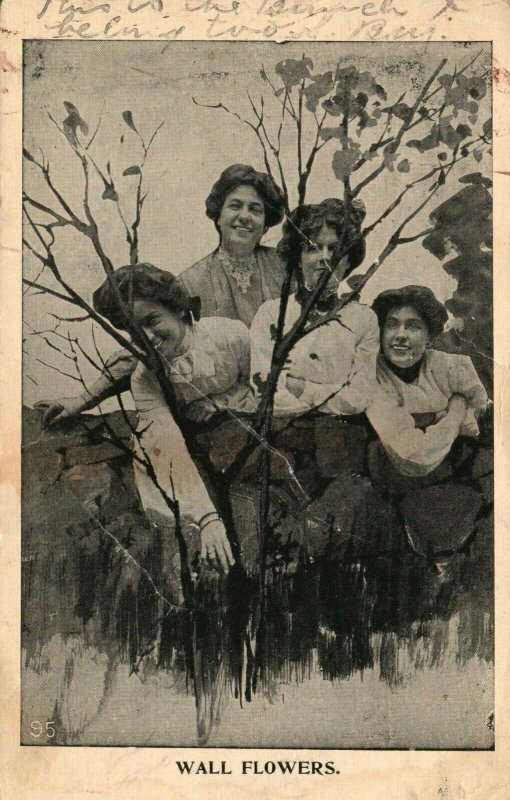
xmin=200 ymin=519 xmax=235 ymax=574
xmin=185 ymin=397 xmax=217 ymax=424
xmin=286 ymin=374 xmax=305 ymax=399
xmin=35 ymin=397 xmax=87 ymax=429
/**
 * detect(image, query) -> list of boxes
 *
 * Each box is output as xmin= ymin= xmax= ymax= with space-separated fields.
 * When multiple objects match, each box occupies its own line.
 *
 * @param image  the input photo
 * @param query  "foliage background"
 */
xmin=23 ymin=40 xmax=491 ymax=406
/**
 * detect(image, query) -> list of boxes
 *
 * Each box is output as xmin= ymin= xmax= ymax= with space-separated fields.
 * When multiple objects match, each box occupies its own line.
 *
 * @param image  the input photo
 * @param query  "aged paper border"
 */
xmin=1 ymin=1 xmax=509 ymax=797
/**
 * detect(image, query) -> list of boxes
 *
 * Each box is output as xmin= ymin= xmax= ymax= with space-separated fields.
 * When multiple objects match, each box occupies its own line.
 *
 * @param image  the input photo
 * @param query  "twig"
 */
xmin=362 ymin=134 xmax=484 ymax=238
xmin=85 ymin=101 xmax=106 ymax=151
xmin=351 ymin=57 xmax=449 ymax=191
xmin=35 ymin=357 xmax=82 ymax=383
xmin=192 ymin=96 xmax=276 ymax=187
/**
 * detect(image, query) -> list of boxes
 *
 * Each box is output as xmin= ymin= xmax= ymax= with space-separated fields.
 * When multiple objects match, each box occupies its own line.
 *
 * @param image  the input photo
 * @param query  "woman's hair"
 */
xmin=277 ymin=197 xmax=367 ymax=279
xmin=371 ymin=285 xmax=448 ymax=340
xmin=92 ymin=263 xmax=199 ymax=330
xmin=205 ymin=163 xmax=286 ymax=232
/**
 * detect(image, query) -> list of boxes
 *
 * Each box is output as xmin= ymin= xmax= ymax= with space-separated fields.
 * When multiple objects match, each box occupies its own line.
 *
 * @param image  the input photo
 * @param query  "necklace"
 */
xmin=218 ymin=248 xmax=256 ymax=294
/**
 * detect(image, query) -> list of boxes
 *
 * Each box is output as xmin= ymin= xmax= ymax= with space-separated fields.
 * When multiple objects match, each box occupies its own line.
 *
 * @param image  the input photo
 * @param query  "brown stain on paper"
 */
xmin=0 ymin=52 xmax=19 ymax=73
xmin=493 ymin=62 xmax=510 ymax=91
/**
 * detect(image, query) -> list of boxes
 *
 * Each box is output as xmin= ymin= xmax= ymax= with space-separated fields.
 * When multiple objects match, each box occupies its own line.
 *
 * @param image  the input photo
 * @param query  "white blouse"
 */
xmin=130 ymin=317 xmax=253 ymax=526
xmin=367 ymin=349 xmax=488 ymax=477
xmin=250 ymin=291 xmax=380 ymax=417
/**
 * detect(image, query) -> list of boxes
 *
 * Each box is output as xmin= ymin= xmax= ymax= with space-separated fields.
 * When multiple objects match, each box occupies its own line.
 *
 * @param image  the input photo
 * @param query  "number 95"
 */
xmin=30 ymin=720 xmax=55 ymax=739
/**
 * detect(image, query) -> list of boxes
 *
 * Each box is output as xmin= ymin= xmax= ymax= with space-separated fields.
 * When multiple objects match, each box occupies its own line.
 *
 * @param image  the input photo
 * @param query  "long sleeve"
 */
xmin=79 ymin=348 xmax=137 ymax=408
xmin=446 ymin=355 xmax=488 ymax=409
xmin=367 ymin=393 xmax=464 ymax=477
xmin=229 ymin=319 xmax=251 ymax=382
xmin=299 ymin=309 xmax=380 ymax=415
xmin=443 ymin=354 xmax=488 ymax=438
xmin=131 ymin=365 xmax=217 ymax=526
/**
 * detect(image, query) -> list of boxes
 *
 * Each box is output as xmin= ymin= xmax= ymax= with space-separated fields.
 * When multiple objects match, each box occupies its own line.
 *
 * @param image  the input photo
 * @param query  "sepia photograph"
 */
xmin=21 ymin=39 xmax=493 ymax=749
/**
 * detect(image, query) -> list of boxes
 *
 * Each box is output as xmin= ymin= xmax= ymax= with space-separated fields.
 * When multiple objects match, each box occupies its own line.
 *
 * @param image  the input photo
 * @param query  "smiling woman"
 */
xmin=179 ymin=163 xmax=287 ymax=327
xmin=367 ymin=284 xmax=488 ymax=477
xmin=366 ymin=285 xmax=490 ymax=558
xmin=382 ymin=306 xmax=432 ymax=371
xmin=217 ymin=185 xmax=267 ymax=258
xmin=36 ymin=163 xmax=286 ymax=426
xmin=90 ymin=262 xmax=256 ymax=572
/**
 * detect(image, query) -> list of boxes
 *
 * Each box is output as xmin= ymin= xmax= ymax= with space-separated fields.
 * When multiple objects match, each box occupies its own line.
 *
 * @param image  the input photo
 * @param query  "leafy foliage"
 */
xmin=424 ymin=179 xmax=493 ymax=390
xmin=262 ymin=56 xmax=491 ymax=195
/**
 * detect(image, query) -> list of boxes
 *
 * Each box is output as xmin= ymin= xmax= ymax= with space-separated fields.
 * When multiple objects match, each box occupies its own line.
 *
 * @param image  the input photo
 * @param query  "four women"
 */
xmin=38 ymin=166 xmax=490 ymax=573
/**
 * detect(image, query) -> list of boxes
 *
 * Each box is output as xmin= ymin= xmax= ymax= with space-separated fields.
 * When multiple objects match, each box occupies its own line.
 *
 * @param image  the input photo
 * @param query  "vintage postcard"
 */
xmin=1 ymin=1 xmax=509 ymax=798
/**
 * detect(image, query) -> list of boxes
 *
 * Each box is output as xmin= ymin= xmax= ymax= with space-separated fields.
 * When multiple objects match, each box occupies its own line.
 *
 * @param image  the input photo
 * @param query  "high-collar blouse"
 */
xmin=179 ymin=245 xmax=287 ymax=328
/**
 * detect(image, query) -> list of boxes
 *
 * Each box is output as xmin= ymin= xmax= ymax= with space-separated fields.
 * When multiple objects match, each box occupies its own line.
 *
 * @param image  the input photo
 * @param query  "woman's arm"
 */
xmin=133 ymin=370 xmax=234 ymax=572
xmin=446 ymin=355 xmax=489 ymax=436
xmin=37 ymin=349 xmax=137 ymax=427
xmin=367 ymin=392 xmax=468 ymax=477
xmin=447 ymin=355 xmax=488 ymax=412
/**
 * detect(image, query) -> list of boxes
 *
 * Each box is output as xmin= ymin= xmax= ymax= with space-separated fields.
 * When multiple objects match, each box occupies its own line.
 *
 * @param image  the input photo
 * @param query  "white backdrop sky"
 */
xmin=22 ymin=40 xmax=491 ymax=407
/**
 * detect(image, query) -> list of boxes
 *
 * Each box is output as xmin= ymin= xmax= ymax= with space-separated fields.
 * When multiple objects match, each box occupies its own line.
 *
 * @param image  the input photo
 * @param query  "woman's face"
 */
xmin=382 ymin=305 xmax=430 ymax=368
xmin=217 ymin=185 xmax=266 ymax=253
xmin=132 ymin=299 xmax=186 ymax=358
xmin=299 ymin=223 xmax=349 ymax=295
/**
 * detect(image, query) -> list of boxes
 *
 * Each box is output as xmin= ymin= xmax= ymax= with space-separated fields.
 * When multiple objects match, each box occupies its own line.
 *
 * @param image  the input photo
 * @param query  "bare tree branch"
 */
xmin=23 ymin=148 xmax=88 ymax=230
xmin=23 ymin=193 xmax=73 ymax=227
xmin=297 ymin=109 xmax=328 ymax=205
xmin=262 ymin=64 xmax=298 ymax=122
xmin=192 ymin=96 xmax=277 ymax=188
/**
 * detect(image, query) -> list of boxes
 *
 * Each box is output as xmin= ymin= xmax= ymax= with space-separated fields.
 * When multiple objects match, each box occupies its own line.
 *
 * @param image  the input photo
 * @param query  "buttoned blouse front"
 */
xmin=250 ymin=292 xmax=380 ymax=417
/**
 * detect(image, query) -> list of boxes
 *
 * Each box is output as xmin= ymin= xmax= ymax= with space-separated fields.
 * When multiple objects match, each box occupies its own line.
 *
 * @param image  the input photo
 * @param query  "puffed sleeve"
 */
xmin=367 ymin=390 xmax=464 ymax=477
xmin=446 ymin=354 xmax=489 ymax=438
xmin=187 ymin=319 xmax=256 ymax=420
xmin=299 ymin=305 xmax=380 ymax=415
xmin=226 ymin=319 xmax=251 ymax=382
xmin=447 ymin=355 xmax=488 ymax=412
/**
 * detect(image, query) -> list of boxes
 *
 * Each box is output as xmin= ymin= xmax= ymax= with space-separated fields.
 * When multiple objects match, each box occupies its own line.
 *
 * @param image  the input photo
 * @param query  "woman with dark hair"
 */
xmin=179 ymin=163 xmax=287 ymax=327
xmin=250 ymin=197 xmax=379 ymax=418
xmin=38 ymin=164 xmax=286 ymax=427
xmin=249 ymin=198 xmax=380 ymax=563
xmin=366 ymin=285 xmax=489 ymax=558
xmin=90 ymin=263 xmax=255 ymax=572
xmin=367 ymin=285 xmax=488 ymax=477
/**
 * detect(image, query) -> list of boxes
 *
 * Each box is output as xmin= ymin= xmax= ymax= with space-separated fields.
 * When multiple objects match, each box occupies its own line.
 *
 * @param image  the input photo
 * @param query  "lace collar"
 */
xmin=217 ymin=247 xmax=257 ymax=294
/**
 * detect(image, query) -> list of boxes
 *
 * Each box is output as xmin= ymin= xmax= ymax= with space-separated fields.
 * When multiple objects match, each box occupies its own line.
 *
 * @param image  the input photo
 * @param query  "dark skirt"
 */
xmin=367 ymin=435 xmax=492 ymax=558
xmin=193 ymin=413 xmax=380 ymax=572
